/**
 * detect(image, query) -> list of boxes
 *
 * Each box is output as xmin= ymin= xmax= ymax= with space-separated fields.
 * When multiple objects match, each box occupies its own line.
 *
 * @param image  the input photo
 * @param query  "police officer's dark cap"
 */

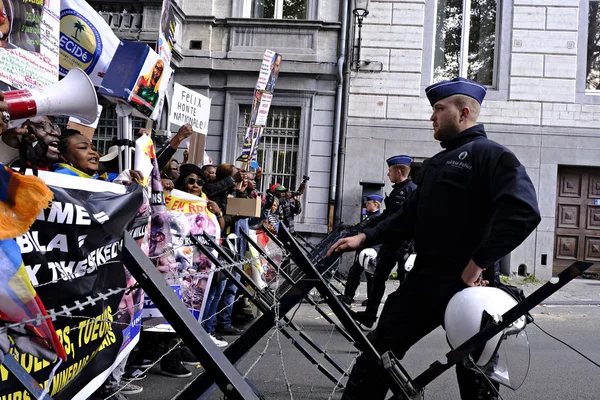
xmin=367 ymin=194 xmax=384 ymax=203
xmin=386 ymin=155 xmax=412 ymax=167
xmin=425 ymin=77 xmax=487 ymax=106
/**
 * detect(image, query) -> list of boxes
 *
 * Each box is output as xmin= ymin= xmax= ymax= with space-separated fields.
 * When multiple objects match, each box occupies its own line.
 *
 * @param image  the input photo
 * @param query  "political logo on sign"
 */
xmin=59 ymin=10 xmax=102 ymax=79
xmin=59 ymin=0 xmax=120 ymax=87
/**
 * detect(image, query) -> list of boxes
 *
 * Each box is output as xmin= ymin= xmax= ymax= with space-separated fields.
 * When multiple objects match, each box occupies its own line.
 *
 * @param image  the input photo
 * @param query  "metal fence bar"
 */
xmin=121 ymin=233 xmax=259 ymax=400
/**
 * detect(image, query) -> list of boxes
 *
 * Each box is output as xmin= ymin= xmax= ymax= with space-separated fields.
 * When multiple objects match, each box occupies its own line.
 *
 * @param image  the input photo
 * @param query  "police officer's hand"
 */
xmin=326 ymin=233 xmax=367 ymax=257
xmin=462 ymin=259 xmax=488 ymax=287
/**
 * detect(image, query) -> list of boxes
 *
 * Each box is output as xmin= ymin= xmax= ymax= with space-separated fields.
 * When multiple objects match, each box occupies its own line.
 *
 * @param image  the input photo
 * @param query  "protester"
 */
xmin=175 ymin=164 xmax=225 ymax=231
xmin=0 ymin=116 xmax=61 ymax=169
xmin=156 ymin=123 xmax=193 ymax=171
xmin=201 ymin=164 xmax=217 ymax=183
xmin=270 ymin=183 xmax=301 ymax=231
xmin=161 ymin=158 xmax=180 ymax=181
xmin=54 ymin=129 xmax=145 ymax=399
xmin=175 ymin=163 xmax=227 ymax=349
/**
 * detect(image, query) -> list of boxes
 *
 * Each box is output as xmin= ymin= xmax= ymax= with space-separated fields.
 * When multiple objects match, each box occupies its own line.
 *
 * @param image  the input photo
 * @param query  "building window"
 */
xmin=587 ymin=1 xmax=600 ymax=90
xmin=246 ymin=0 xmax=307 ymax=20
xmin=94 ymin=106 xmax=148 ymax=155
xmin=433 ymin=0 xmax=499 ymax=86
xmin=237 ymin=106 xmax=301 ymax=192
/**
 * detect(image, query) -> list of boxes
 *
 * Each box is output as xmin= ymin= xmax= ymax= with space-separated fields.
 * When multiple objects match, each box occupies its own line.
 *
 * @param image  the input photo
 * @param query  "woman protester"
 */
xmin=174 ymin=164 xmax=229 ymax=355
xmin=53 ymin=129 xmax=145 ymax=399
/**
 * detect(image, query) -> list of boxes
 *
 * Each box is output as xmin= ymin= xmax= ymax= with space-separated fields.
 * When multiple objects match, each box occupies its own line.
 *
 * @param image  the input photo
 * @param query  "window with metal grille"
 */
xmin=237 ymin=106 xmax=301 ymax=192
xmin=93 ymin=105 xmax=148 ymax=155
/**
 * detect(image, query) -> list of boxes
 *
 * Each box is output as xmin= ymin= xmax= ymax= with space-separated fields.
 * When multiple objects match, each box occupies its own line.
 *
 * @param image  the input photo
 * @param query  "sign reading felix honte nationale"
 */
xmin=169 ymin=82 xmax=211 ymax=135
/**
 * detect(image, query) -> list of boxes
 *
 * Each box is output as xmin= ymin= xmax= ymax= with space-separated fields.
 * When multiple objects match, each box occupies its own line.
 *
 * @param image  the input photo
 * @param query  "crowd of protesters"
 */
xmin=0 ymin=111 xmax=305 ymax=399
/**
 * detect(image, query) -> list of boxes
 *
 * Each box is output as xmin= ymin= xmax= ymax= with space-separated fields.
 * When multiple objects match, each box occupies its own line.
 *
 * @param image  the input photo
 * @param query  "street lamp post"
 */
xmin=353 ymin=0 xmax=370 ymax=70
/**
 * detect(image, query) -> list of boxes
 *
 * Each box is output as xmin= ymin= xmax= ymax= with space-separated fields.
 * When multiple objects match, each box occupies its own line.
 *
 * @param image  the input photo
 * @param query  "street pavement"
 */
xmin=126 ymin=276 xmax=600 ymax=400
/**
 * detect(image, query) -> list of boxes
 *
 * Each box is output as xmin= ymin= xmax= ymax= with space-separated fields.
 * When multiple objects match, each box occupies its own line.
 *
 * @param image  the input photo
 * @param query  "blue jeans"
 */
xmin=216 ymin=272 xmax=240 ymax=329
xmin=203 ymin=279 xmax=226 ymax=334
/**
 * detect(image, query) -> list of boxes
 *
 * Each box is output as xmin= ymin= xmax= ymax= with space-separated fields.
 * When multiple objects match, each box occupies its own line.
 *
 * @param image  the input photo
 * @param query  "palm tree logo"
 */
xmin=73 ymin=20 xmax=86 ymax=42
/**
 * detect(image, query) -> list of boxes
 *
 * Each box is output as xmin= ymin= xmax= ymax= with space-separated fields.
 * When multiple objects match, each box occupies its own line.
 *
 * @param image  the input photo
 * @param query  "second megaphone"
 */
xmin=3 ymin=68 xmax=99 ymax=125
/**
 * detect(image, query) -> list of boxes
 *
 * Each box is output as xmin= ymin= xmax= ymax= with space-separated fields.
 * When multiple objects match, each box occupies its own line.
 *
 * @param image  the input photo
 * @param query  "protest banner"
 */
xmin=1 ymin=172 xmax=145 ymax=400
xmin=158 ymin=0 xmax=176 ymax=66
xmin=169 ymin=82 xmax=211 ymax=135
xmin=59 ymin=0 xmax=120 ymax=87
xmin=237 ymin=49 xmax=281 ymax=163
xmin=143 ymin=189 xmax=219 ymax=332
xmin=0 ymin=0 xmax=60 ymax=89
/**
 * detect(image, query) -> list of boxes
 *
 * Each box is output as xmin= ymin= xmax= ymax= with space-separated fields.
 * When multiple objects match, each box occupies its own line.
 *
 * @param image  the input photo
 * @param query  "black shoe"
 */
xmin=217 ymin=325 xmax=244 ymax=335
xmin=337 ymin=294 xmax=354 ymax=305
xmin=350 ymin=310 xmax=377 ymax=329
xmin=361 ymin=299 xmax=368 ymax=307
xmin=180 ymin=346 xmax=200 ymax=366
xmin=159 ymin=354 xmax=192 ymax=378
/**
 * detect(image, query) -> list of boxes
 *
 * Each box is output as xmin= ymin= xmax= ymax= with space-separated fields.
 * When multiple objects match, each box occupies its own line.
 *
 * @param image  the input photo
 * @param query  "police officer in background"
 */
xmin=338 ymin=194 xmax=384 ymax=306
xmin=352 ymin=155 xmax=417 ymax=328
xmin=327 ymin=77 xmax=541 ymax=400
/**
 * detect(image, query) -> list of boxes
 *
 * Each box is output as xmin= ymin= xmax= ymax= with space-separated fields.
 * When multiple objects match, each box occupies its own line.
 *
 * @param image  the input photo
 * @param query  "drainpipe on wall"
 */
xmin=329 ymin=0 xmax=351 ymax=231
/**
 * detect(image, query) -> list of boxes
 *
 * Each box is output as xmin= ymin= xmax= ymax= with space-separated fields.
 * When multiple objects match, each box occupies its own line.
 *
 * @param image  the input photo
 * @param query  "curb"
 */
xmin=538 ymin=301 xmax=600 ymax=306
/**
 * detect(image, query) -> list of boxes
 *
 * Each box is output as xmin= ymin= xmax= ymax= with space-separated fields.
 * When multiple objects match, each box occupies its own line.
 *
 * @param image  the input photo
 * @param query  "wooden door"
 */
xmin=554 ymin=167 xmax=600 ymax=275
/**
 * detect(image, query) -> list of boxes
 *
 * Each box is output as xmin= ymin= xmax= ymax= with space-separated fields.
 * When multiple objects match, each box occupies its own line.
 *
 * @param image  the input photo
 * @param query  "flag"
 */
xmin=0 ymin=164 xmax=66 ymax=361
xmin=59 ymin=0 xmax=120 ymax=87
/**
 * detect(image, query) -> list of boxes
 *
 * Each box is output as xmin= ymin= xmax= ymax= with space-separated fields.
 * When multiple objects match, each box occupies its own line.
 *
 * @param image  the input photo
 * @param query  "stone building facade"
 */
xmin=90 ymin=0 xmax=343 ymax=235
xmin=343 ymin=0 xmax=600 ymax=279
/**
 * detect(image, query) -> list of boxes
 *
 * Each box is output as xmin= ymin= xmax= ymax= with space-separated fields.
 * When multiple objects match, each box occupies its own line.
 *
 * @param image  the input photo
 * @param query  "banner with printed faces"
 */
xmin=59 ymin=0 xmax=120 ymax=87
xmin=1 ymin=172 xmax=145 ymax=400
xmin=144 ymin=189 xmax=220 ymax=332
xmin=158 ymin=0 xmax=176 ymax=66
xmin=0 ymin=0 xmax=60 ymax=89
xmin=237 ymin=49 xmax=281 ymax=162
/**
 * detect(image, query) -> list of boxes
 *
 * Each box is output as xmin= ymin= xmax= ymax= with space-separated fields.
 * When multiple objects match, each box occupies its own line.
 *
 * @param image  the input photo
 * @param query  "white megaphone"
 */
xmin=3 ymin=68 xmax=98 ymax=125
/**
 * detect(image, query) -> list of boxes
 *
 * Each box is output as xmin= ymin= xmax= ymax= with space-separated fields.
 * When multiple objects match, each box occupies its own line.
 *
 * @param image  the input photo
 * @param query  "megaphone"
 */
xmin=3 ymin=68 xmax=99 ymax=125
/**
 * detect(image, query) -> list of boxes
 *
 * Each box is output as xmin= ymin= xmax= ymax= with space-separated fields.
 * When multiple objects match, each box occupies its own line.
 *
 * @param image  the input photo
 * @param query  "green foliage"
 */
xmin=500 ymin=275 xmax=510 ymax=284
xmin=523 ymin=274 xmax=540 ymax=284
xmin=433 ymin=0 xmax=497 ymax=85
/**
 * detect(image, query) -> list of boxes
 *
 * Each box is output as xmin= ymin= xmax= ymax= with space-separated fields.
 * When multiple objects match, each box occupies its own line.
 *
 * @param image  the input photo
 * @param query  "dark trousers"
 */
xmin=344 ymin=259 xmax=372 ymax=300
xmin=342 ymin=273 xmax=499 ymax=400
xmin=365 ymin=245 xmax=406 ymax=316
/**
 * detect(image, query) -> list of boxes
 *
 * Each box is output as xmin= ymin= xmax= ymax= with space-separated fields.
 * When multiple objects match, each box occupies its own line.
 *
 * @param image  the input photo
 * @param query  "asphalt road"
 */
xmin=126 ymin=304 xmax=600 ymax=400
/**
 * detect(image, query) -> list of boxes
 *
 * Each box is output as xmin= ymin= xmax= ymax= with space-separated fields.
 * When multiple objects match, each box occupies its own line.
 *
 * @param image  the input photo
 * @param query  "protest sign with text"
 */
xmin=1 ymin=172 xmax=145 ymax=400
xmin=0 ymin=0 xmax=60 ymax=89
xmin=169 ymin=82 xmax=211 ymax=135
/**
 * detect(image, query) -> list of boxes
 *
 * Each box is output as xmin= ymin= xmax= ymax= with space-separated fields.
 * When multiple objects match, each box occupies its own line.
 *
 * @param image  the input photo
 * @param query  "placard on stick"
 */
xmin=169 ymin=83 xmax=211 ymax=135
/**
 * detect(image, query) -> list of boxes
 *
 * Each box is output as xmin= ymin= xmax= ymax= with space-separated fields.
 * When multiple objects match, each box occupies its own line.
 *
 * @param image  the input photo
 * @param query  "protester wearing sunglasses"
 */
xmin=175 ymin=163 xmax=225 ymax=230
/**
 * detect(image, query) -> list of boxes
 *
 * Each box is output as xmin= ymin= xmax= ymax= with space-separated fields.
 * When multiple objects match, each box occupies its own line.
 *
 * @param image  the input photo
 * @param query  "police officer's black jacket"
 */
xmin=364 ymin=179 xmax=417 ymax=229
xmin=362 ymin=124 xmax=541 ymax=279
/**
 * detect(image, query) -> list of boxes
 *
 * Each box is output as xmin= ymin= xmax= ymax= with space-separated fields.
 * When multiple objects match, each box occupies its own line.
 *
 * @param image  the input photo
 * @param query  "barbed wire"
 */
xmin=0 ymin=287 xmax=128 ymax=334
xmin=102 ymin=338 xmax=184 ymax=400
xmin=272 ymin=257 xmax=294 ymax=399
xmin=328 ymin=351 xmax=360 ymax=400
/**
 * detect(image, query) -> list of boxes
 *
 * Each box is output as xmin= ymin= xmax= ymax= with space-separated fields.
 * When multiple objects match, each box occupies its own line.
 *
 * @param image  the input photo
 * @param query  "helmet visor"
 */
xmin=474 ymin=328 xmax=531 ymax=390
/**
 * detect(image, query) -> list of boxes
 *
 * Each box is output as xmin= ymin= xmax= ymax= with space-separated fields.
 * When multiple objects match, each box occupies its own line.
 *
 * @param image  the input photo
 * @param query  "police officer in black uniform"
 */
xmin=327 ymin=77 xmax=541 ymax=400
xmin=352 ymin=156 xmax=417 ymax=327
xmin=338 ymin=194 xmax=384 ymax=305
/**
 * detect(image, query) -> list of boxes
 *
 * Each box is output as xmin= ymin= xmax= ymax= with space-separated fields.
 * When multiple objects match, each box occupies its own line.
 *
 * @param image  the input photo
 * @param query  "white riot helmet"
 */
xmin=445 ymin=287 xmax=530 ymax=389
xmin=358 ymin=248 xmax=378 ymax=274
